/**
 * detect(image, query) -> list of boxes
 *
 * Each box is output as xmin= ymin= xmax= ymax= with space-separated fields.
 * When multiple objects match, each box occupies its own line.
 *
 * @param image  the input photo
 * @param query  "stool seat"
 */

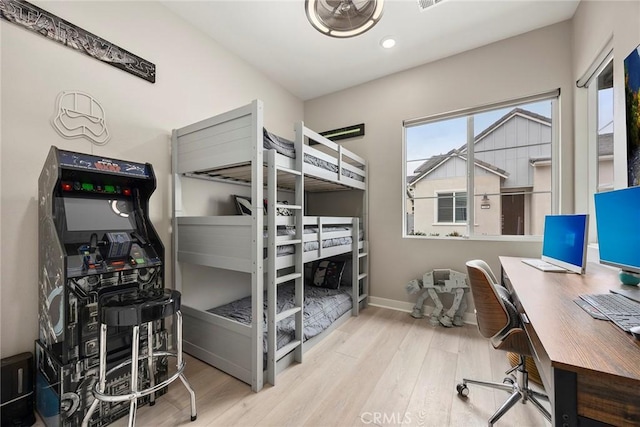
xmin=101 ymin=289 xmax=181 ymax=327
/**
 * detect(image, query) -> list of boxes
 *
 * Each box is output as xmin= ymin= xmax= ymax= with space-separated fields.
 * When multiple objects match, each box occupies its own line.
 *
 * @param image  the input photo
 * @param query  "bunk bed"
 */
xmin=172 ymin=100 xmax=369 ymax=392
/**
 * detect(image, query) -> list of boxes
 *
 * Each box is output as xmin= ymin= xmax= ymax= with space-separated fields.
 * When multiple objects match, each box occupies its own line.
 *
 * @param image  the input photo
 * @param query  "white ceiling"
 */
xmin=163 ymin=0 xmax=580 ymax=101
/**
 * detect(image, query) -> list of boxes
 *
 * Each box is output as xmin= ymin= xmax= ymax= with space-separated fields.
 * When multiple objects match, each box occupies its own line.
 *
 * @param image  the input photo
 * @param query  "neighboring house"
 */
xmin=408 ymin=108 xmax=552 ymax=236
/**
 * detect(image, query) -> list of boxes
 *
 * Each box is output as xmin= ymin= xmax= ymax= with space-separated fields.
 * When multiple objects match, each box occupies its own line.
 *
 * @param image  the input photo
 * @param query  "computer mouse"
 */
xmin=630 ymin=325 xmax=640 ymax=340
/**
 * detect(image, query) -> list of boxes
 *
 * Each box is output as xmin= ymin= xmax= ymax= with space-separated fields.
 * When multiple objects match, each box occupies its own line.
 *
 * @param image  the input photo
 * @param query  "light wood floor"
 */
xmin=38 ymin=306 xmax=552 ymax=426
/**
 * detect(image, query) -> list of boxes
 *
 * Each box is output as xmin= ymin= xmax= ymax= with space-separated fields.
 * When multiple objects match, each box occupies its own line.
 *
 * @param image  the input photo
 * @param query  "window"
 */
xmin=596 ymin=60 xmax=614 ymax=192
xmin=578 ymin=40 xmax=613 ymax=244
xmin=404 ymin=90 xmax=559 ymax=238
xmin=437 ymin=192 xmax=467 ymax=223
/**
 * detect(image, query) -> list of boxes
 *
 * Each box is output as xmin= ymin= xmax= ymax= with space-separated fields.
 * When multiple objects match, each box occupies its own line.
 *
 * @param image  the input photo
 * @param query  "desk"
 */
xmin=500 ymin=256 xmax=640 ymax=426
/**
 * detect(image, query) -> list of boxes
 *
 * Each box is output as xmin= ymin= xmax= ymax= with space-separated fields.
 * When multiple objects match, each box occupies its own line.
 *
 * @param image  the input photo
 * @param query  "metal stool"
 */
xmin=81 ymin=288 xmax=196 ymax=426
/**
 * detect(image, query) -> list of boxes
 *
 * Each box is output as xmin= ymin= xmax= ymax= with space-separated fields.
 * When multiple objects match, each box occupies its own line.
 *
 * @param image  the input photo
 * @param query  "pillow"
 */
xmin=233 ymin=195 xmax=253 ymax=216
xmin=276 ymin=200 xmax=293 ymax=216
xmin=311 ymin=259 xmax=346 ymax=289
xmin=306 ymin=257 xmax=352 ymax=286
xmin=234 ymin=195 xmax=294 ymax=216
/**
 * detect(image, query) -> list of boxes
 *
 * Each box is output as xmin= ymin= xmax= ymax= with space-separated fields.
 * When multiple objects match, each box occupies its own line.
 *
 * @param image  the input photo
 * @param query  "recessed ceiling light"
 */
xmin=381 ymin=37 xmax=396 ymax=49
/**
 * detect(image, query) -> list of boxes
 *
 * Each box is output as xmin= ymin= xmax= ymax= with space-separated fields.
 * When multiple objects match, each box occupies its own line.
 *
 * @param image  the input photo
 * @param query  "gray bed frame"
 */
xmin=171 ymin=100 xmax=369 ymax=391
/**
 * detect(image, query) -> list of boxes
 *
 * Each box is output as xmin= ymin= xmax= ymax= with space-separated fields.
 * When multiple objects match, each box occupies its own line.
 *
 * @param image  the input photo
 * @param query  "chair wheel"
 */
xmin=191 ymin=415 xmax=197 ymax=422
xmin=456 ymin=383 xmax=469 ymax=397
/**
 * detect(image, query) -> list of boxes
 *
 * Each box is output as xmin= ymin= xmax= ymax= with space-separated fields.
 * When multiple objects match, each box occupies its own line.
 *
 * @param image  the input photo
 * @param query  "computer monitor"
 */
xmin=594 ymin=186 xmax=640 ymax=275
xmin=541 ymin=214 xmax=589 ymax=274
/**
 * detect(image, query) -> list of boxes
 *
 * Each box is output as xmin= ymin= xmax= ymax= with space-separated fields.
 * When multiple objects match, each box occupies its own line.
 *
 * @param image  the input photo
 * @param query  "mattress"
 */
xmin=268 ymin=225 xmax=363 ymax=257
xmin=263 ymin=128 xmax=364 ymax=182
xmin=207 ymin=282 xmax=353 ymax=353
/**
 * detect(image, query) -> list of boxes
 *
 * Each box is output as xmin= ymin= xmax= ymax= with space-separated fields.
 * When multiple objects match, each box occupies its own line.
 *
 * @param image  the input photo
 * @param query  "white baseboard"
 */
xmin=368 ymin=296 xmax=477 ymax=325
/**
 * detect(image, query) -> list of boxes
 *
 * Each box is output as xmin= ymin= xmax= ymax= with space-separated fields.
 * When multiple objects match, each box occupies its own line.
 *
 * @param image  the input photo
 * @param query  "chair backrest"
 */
xmin=466 ymin=260 xmax=513 ymax=340
xmin=470 ymin=259 xmax=499 ymax=285
xmin=466 ymin=259 xmax=531 ymax=356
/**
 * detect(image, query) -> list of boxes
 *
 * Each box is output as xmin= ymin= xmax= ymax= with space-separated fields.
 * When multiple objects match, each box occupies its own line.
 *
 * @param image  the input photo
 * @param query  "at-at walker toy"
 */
xmin=406 ymin=269 xmax=469 ymax=327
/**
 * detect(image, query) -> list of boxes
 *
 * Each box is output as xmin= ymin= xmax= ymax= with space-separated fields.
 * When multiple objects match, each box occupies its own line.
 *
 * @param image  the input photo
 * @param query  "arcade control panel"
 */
xmin=66 ymin=239 xmax=162 ymax=278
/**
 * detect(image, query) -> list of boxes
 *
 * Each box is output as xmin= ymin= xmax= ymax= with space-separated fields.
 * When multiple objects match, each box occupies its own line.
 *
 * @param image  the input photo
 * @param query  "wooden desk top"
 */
xmin=500 ymin=256 xmax=640 ymax=381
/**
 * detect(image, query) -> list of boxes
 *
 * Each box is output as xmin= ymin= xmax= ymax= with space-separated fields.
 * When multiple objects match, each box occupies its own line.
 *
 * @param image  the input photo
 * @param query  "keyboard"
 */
xmin=521 ymin=258 xmax=567 ymax=272
xmin=580 ymin=293 xmax=640 ymax=332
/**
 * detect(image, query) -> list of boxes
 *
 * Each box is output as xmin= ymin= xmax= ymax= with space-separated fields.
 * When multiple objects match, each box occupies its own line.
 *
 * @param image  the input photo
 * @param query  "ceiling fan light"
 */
xmin=372 ymin=0 xmax=384 ymax=19
xmin=331 ymin=20 xmax=375 ymax=38
xmin=305 ymin=1 xmax=331 ymax=33
xmin=305 ymin=0 xmax=385 ymax=38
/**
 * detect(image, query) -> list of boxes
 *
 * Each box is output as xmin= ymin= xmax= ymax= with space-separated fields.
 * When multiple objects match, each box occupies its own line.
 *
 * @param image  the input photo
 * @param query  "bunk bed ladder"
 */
xmin=266 ymin=144 xmax=304 ymax=386
xmin=352 ymin=219 xmax=369 ymax=316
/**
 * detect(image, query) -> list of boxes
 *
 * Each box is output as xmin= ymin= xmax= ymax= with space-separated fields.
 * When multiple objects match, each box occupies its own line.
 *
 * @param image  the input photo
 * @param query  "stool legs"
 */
xmin=128 ymin=325 xmax=140 ymax=427
xmin=147 ymin=322 xmax=155 ymax=406
xmin=81 ymin=302 xmax=196 ymax=426
xmin=176 ymin=311 xmax=197 ymax=421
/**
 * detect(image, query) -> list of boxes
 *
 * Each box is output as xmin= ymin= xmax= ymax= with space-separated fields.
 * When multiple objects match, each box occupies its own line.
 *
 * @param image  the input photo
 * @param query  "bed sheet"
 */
xmin=207 ymin=282 xmax=352 ymax=353
xmin=266 ymin=225 xmax=363 ymax=257
xmin=263 ymin=128 xmax=364 ymax=182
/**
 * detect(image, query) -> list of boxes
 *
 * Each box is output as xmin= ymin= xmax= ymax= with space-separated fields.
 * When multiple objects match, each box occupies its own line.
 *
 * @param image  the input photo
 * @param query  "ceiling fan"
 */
xmin=305 ymin=0 xmax=385 ymax=38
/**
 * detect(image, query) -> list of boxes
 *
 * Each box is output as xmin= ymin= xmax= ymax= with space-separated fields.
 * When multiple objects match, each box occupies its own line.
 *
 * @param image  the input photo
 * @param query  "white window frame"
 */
xmin=435 ymin=190 xmax=467 ymax=224
xmin=402 ymin=89 xmax=560 ymax=241
xmin=580 ymin=38 xmax=613 ymax=244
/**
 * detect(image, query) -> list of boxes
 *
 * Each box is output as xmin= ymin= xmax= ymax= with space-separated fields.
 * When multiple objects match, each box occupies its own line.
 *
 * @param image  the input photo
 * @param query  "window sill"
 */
xmin=403 ymin=234 xmax=542 ymax=243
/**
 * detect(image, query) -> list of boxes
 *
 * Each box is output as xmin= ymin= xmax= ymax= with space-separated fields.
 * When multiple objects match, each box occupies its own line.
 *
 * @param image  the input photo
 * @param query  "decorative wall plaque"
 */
xmin=0 ymin=0 xmax=156 ymax=83
xmin=52 ymin=91 xmax=111 ymax=145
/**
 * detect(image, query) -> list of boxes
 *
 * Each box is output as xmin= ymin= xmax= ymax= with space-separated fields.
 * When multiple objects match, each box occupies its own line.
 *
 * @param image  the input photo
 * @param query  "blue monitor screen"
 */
xmin=594 ymin=186 xmax=640 ymax=273
xmin=541 ymin=214 xmax=589 ymax=274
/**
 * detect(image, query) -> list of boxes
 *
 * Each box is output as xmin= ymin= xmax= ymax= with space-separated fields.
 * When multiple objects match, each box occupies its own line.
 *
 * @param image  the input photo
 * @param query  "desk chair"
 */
xmin=456 ymin=260 xmax=551 ymax=426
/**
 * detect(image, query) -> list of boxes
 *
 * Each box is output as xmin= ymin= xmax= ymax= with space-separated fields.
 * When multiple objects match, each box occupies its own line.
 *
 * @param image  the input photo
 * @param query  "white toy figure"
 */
xmin=406 ymin=269 xmax=469 ymax=327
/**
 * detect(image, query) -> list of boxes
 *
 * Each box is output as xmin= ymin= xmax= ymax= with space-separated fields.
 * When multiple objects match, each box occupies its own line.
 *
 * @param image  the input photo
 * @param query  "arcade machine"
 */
xmin=36 ymin=146 xmax=167 ymax=426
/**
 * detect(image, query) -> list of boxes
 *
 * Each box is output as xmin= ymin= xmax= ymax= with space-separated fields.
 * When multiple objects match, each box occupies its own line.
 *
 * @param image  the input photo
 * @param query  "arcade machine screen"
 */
xmin=63 ymin=197 xmax=135 ymax=232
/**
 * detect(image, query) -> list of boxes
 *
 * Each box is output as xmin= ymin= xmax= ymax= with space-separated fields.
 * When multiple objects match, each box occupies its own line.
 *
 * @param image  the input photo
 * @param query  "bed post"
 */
xmin=352 ymin=218 xmax=360 ymax=316
xmin=362 ymin=162 xmax=369 ymax=310
xmin=266 ymin=149 xmax=277 ymax=386
xmin=251 ymin=100 xmax=264 ymax=392
xmin=293 ymin=121 xmax=305 ymax=365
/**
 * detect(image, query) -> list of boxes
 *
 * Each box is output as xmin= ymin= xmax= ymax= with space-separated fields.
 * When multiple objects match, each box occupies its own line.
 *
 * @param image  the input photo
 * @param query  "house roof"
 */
xmin=409 ymin=151 xmax=508 ymax=186
xmin=409 ymin=108 xmax=549 ymax=185
xmin=472 ymin=108 xmax=551 ymax=146
xmin=463 ymin=155 xmax=509 ymax=177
